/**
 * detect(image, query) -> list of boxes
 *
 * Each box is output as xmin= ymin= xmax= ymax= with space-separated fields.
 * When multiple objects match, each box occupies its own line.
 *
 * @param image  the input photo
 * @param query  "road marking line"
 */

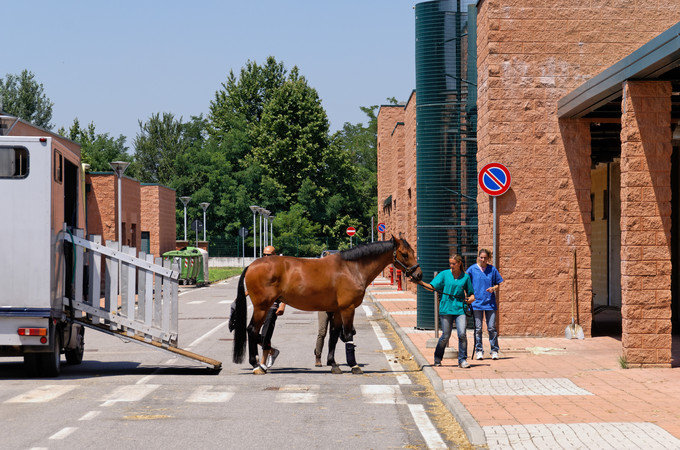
xmin=5 ymin=385 xmax=77 ymax=403
xmin=219 ymin=300 xmax=231 ymax=304
xmin=384 ymin=352 xmax=411 ymax=385
xmin=78 ymin=411 xmax=102 ymax=421
xmin=276 ymin=385 xmax=319 ymax=403
xmin=408 ymin=404 xmax=448 ymax=449
xmin=186 ymin=385 xmax=235 ymax=403
xmin=49 ymin=427 xmax=78 ymax=440
xmin=361 ymin=385 xmax=406 ymax=404
xmin=186 ymin=300 xmax=206 ymax=304
xmin=100 ymin=384 xmax=159 ymax=407
xmin=186 ymin=321 xmax=228 ymax=351
xmin=369 ymin=321 xmax=392 ymax=351
xmin=361 ymin=304 xmax=373 ymax=317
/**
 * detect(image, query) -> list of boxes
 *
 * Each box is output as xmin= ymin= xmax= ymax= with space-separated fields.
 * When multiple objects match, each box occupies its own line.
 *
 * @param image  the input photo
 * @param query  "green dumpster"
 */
xmin=162 ymin=248 xmax=199 ymax=285
xmin=194 ymin=248 xmax=209 ymax=285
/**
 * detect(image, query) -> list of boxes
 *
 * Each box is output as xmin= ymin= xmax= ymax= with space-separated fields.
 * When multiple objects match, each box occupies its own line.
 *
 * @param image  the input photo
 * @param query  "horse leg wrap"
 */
xmin=345 ymin=341 xmax=357 ymax=368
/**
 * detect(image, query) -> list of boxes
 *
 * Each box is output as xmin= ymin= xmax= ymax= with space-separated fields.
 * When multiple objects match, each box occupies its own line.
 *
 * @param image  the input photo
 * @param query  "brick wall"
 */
xmin=620 ymin=80 xmax=673 ymax=367
xmin=475 ymin=1 xmax=680 ymax=336
xmin=140 ymin=184 xmax=176 ymax=258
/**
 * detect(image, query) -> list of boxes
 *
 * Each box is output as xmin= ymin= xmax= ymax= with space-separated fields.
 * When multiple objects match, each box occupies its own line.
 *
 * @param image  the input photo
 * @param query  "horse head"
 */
xmin=391 ymin=235 xmax=422 ymax=282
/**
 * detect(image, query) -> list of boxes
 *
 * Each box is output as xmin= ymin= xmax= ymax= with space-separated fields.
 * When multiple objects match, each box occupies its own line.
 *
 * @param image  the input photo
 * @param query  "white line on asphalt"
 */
xmin=4 ymin=385 xmax=77 ymax=403
xmin=100 ymin=384 xmax=159 ymax=407
xmin=369 ymin=321 xmax=393 ymax=351
xmin=219 ymin=300 xmax=232 ymax=304
xmin=408 ymin=404 xmax=448 ymax=449
xmin=275 ymin=385 xmax=320 ymax=403
xmin=186 ymin=321 xmax=228 ymax=351
xmin=49 ymin=427 xmax=78 ymax=440
xmin=186 ymin=385 xmax=235 ymax=403
xmin=360 ymin=385 xmax=406 ymax=404
xmin=361 ymin=304 xmax=373 ymax=317
xmin=384 ymin=352 xmax=411 ymax=385
xmin=78 ymin=411 xmax=102 ymax=421
xmin=187 ymin=300 xmax=206 ymax=304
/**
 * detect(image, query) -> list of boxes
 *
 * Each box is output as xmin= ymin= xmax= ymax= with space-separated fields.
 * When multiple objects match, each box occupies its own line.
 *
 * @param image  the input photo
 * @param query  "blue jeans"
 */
xmin=434 ymin=314 xmax=468 ymax=364
xmin=473 ymin=309 xmax=498 ymax=353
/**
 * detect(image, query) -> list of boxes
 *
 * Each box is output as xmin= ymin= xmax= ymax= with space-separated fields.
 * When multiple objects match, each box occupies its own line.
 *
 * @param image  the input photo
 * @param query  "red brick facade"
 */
xmin=378 ymin=2 xmax=680 ymax=366
xmin=86 ymin=174 xmax=176 ymax=258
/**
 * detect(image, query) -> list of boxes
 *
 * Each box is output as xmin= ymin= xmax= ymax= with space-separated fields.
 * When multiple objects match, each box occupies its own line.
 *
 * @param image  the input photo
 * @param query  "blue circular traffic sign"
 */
xmin=478 ymin=163 xmax=511 ymax=196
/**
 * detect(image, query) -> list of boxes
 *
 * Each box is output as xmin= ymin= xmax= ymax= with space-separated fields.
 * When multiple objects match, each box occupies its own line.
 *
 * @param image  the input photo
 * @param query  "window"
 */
xmin=54 ymin=151 xmax=62 ymax=183
xmin=0 ymin=146 xmax=29 ymax=178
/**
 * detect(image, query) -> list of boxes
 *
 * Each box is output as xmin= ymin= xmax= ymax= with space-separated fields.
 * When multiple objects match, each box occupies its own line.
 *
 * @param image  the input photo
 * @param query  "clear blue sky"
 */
xmin=3 ymin=1 xmax=416 ymax=147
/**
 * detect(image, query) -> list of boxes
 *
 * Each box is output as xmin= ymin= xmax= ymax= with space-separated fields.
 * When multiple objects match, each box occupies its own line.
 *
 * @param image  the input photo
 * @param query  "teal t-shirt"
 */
xmin=430 ymin=270 xmax=473 ymax=315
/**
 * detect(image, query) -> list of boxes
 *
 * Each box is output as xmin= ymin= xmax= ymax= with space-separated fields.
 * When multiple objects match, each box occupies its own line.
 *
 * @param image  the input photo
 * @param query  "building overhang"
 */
xmin=558 ymin=21 xmax=680 ymax=119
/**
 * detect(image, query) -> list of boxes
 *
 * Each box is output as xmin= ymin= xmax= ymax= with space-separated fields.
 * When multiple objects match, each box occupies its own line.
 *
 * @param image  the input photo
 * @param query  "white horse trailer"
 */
xmin=0 ymin=135 xmax=86 ymax=376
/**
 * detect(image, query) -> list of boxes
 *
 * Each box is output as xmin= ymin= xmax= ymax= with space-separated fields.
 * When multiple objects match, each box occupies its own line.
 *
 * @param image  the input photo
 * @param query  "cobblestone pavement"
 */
xmin=367 ymin=277 xmax=680 ymax=449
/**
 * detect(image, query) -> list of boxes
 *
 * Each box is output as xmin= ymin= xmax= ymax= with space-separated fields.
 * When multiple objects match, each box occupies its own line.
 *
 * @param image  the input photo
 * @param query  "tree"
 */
xmin=59 ymin=118 xmax=134 ymax=174
xmin=134 ymin=113 xmax=204 ymax=185
xmin=0 ymin=69 xmax=54 ymax=129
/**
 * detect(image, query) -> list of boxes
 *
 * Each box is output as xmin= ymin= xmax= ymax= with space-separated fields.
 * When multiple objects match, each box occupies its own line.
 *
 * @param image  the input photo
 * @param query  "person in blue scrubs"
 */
xmin=466 ymin=248 xmax=504 ymax=360
xmin=420 ymin=254 xmax=475 ymax=368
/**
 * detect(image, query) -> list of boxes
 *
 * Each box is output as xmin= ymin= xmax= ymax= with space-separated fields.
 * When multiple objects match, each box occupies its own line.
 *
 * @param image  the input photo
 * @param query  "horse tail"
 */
xmin=232 ymin=266 xmax=249 ymax=364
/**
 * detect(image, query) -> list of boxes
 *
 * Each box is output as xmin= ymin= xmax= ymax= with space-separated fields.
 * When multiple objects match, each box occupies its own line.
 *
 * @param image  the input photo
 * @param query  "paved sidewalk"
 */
xmin=366 ymin=277 xmax=680 ymax=449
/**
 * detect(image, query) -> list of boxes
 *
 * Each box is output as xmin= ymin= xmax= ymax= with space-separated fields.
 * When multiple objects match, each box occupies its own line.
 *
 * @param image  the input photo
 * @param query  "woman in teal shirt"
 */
xmin=421 ymin=254 xmax=475 ymax=368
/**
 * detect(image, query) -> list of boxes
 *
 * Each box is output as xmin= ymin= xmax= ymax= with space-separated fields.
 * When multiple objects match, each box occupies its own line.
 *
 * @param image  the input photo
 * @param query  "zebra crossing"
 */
xmin=1 ymin=382 xmax=417 ymax=406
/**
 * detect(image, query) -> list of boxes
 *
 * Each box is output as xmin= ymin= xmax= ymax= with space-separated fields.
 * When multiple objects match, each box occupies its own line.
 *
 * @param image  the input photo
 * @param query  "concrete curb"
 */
xmin=368 ymin=289 xmax=487 ymax=447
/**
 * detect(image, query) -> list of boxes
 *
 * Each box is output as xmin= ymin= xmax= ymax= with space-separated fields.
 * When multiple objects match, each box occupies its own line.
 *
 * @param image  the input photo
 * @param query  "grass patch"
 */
xmin=209 ymin=267 xmax=243 ymax=283
xmin=619 ymin=355 xmax=628 ymax=369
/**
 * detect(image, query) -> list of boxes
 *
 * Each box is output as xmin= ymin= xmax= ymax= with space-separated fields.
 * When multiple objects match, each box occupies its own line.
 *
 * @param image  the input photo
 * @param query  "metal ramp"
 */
xmin=62 ymin=228 xmax=221 ymax=371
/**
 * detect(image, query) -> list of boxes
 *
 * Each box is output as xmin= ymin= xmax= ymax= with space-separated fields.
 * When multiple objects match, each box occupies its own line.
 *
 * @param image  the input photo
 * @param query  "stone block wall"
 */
xmin=141 ymin=184 xmax=177 ymax=257
xmin=475 ymin=0 xmax=680 ymax=336
xmin=620 ymin=80 xmax=673 ymax=367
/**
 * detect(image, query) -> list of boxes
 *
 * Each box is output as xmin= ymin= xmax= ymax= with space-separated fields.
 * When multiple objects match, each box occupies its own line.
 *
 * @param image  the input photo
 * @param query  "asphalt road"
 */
xmin=0 ymin=277 xmax=456 ymax=449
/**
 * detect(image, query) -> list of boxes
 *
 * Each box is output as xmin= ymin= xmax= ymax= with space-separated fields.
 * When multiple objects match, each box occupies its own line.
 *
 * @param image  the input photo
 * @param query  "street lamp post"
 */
xmin=262 ymin=209 xmax=270 ymax=251
xmin=249 ymin=205 xmax=259 ymax=258
xmin=109 ymin=161 xmax=130 ymax=296
xmin=257 ymin=207 xmax=263 ymax=257
xmin=180 ymin=196 xmax=191 ymax=241
xmin=199 ymin=202 xmax=210 ymax=241
xmin=269 ymin=215 xmax=275 ymax=246
xmin=109 ymin=161 xmax=130 ymax=249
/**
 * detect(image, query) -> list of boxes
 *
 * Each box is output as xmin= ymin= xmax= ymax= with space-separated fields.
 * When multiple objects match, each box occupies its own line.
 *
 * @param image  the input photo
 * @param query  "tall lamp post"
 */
xmin=262 ymin=209 xmax=270 ymax=251
xmin=199 ymin=202 xmax=210 ymax=242
xmin=109 ymin=161 xmax=130 ymax=249
xmin=180 ymin=196 xmax=191 ymax=241
xmin=269 ymin=215 xmax=275 ymax=246
xmin=249 ymin=205 xmax=259 ymax=258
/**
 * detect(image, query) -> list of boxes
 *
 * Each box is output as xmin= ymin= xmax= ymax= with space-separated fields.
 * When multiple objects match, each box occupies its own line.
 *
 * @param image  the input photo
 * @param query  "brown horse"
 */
xmin=231 ymin=236 xmax=422 ymax=374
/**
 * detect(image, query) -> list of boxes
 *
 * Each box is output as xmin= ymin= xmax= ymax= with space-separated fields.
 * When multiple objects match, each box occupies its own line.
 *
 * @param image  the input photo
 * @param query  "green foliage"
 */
xmin=0 ymin=69 xmax=54 ymax=129
xmin=58 ymin=118 xmax=135 ymax=175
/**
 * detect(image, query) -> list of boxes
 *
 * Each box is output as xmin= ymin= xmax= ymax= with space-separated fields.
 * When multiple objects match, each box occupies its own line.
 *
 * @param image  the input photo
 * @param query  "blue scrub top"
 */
xmin=466 ymin=264 xmax=504 ymax=311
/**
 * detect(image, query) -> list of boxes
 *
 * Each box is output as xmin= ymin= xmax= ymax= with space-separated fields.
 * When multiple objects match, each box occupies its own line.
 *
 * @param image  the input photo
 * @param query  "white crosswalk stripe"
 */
xmin=186 ymin=385 xmax=236 ymax=403
xmin=275 ymin=384 xmax=319 ymax=403
xmin=361 ymin=385 xmax=407 ymax=404
xmin=4 ymin=385 xmax=78 ymax=403
xmin=100 ymin=384 xmax=159 ymax=407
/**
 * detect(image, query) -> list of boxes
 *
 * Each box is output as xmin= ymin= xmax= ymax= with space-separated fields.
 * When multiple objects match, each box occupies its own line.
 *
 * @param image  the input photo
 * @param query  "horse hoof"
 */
xmin=331 ymin=365 xmax=343 ymax=374
xmin=253 ymin=364 xmax=267 ymax=375
xmin=351 ymin=366 xmax=363 ymax=375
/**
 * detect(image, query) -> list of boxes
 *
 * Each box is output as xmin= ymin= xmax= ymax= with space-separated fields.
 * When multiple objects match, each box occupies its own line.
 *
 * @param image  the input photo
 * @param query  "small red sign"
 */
xmin=377 ymin=223 xmax=386 ymax=234
xmin=346 ymin=227 xmax=356 ymax=236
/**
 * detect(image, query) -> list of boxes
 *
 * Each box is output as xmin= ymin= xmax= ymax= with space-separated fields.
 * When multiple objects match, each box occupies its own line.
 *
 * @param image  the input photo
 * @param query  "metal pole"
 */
xmin=203 ymin=209 xmax=207 ymax=241
xmin=117 ymin=174 xmax=122 ymax=249
xmin=183 ymin=205 xmax=187 ymax=241
xmin=252 ymin=211 xmax=257 ymax=258
xmin=493 ymin=196 xmax=497 ymax=267
xmin=270 ymin=217 xmax=274 ymax=246
xmin=434 ymin=271 xmax=439 ymax=338
xmin=259 ymin=213 xmax=262 ymax=257
xmin=371 ymin=216 xmax=374 ymax=242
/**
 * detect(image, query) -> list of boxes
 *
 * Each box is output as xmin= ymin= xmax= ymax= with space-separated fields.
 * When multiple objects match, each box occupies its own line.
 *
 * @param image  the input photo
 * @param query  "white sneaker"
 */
xmin=458 ymin=360 xmax=471 ymax=369
xmin=265 ymin=348 xmax=280 ymax=368
xmin=491 ymin=352 xmax=499 ymax=360
xmin=475 ymin=351 xmax=483 ymax=360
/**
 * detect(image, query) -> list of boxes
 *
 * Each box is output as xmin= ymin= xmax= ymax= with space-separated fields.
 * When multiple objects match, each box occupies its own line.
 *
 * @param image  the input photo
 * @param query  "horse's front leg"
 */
xmin=340 ymin=306 xmax=362 ymax=375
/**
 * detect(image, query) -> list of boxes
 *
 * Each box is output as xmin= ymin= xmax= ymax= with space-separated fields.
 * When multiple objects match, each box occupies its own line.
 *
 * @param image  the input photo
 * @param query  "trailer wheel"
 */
xmin=65 ymin=327 xmax=84 ymax=365
xmin=39 ymin=325 xmax=61 ymax=377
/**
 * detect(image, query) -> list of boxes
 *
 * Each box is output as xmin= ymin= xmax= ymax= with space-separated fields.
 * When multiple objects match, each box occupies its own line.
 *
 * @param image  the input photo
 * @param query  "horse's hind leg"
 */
xmin=327 ymin=323 xmax=343 ymax=374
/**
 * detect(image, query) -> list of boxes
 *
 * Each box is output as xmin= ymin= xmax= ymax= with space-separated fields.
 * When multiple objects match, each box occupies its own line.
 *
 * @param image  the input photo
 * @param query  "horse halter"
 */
xmin=393 ymin=250 xmax=420 ymax=279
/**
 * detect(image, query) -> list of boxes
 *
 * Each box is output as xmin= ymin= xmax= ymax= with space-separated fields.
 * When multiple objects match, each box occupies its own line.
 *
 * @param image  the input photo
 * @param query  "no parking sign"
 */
xmin=478 ymin=163 xmax=511 ymax=197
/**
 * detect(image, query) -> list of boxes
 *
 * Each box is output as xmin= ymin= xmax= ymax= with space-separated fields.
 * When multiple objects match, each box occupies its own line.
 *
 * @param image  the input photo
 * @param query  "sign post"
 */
xmin=239 ymin=227 xmax=248 ymax=267
xmin=478 ymin=163 xmax=511 ymax=267
xmin=346 ymin=226 xmax=356 ymax=248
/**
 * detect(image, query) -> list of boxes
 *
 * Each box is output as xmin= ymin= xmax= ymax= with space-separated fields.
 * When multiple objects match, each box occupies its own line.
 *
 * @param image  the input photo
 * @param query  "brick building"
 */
xmin=378 ymin=1 xmax=680 ymax=366
xmin=86 ymin=173 xmax=176 ymax=258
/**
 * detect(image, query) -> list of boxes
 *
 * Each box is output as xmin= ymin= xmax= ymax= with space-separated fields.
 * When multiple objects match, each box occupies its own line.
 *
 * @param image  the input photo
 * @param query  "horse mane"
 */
xmin=339 ymin=239 xmax=396 ymax=261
